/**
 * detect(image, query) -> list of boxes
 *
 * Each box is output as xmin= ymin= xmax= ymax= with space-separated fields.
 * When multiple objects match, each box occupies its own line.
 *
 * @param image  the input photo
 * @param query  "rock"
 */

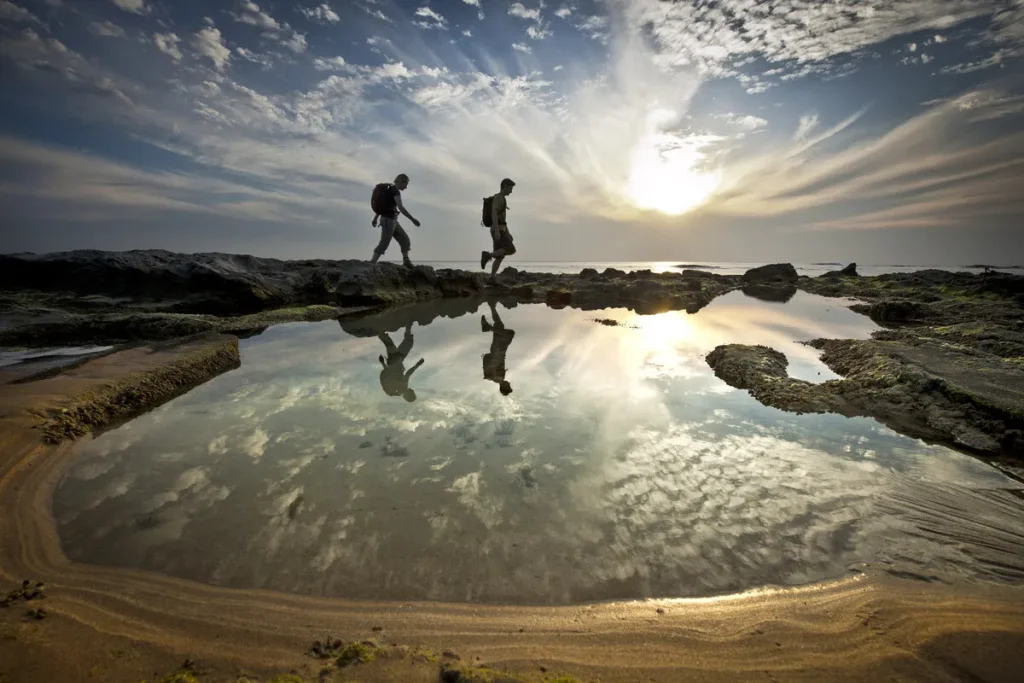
xmin=501 ymin=267 xmax=520 ymax=277
xmin=707 ymin=339 xmax=1024 ymax=458
xmin=862 ymin=300 xmax=925 ymax=323
xmin=821 ymin=263 xmax=858 ymax=278
xmin=512 ymin=285 xmax=534 ymax=300
xmin=741 ymin=263 xmax=799 ymax=284
xmin=0 ymin=250 xmax=487 ymax=315
xmin=741 ymin=284 xmax=797 ymax=303
xmin=579 ymin=268 xmax=599 ymax=279
xmin=440 ymin=664 xmax=522 ymax=683
xmin=601 ymin=267 xmax=626 ymax=278
xmin=545 ymin=290 xmax=572 ymax=309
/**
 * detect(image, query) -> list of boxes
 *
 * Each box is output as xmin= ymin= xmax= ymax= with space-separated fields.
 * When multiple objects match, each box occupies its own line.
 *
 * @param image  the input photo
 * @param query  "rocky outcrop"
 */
xmin=742 ymin=263 xmax=799 ymax=284
xmin=821 ymin=263 xmax=858 ymax=278
xmin=0 ymin=305 xmax=360 ymax=346
xmin=854 ymin=299 xmax=928 ymax=323
xmin=0 ymin=251 xmax=749 ymax=345
xmin=0 ymin=250 xmax=488 ymax=315
xmin=37 ymin=333 xmax=241 ymax=443
xmin=706 ymin=341 xmax=1024 ymax=457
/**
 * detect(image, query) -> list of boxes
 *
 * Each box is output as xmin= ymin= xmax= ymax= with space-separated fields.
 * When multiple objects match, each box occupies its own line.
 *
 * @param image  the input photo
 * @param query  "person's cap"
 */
xmin=501 ymin=178 xmax=516 ymax=187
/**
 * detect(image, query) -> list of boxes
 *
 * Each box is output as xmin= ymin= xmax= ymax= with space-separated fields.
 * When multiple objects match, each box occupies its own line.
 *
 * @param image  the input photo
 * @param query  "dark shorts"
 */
xmin=491 ymin=227 xmax=516 ymax=255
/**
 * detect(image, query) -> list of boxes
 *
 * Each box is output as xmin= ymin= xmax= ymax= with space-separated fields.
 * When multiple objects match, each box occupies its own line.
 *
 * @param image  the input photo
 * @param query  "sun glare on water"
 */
xmin=627 ymin=109 xmax=721 ymax=216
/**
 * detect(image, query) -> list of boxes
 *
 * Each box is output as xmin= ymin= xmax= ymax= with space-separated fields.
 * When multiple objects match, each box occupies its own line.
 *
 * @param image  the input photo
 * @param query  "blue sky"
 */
xmin=1 ymin=0 xmax=1022 ymax=263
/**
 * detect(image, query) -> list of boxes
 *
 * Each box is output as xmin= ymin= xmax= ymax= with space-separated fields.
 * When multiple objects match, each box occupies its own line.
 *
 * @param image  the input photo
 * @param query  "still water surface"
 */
xmin=54 ymin=291 xmax=1024 ymax=604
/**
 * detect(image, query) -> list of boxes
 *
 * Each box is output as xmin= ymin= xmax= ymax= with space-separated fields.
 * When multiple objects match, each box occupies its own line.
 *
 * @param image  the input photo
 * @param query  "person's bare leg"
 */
xmin=489 ymin=250 xmax=506 ymax=278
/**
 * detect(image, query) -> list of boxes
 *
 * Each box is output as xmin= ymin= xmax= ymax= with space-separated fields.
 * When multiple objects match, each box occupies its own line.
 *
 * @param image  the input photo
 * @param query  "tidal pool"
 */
xmin=54 ymin=291 xmax=1024 ymax=604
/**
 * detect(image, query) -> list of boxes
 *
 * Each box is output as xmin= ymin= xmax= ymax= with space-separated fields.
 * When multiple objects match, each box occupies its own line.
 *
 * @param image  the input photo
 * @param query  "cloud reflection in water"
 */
xmin=53 ymin=292 xmax=1024 ymax=603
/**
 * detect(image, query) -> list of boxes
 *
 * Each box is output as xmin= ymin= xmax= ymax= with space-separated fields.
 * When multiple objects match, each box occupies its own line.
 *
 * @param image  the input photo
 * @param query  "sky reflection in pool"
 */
xmin=54 ymin=291 xmax=1024 ymax=604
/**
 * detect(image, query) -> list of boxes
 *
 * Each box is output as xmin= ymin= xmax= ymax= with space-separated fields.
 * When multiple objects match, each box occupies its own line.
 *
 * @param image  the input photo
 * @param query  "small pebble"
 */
xmin=656 ymin=608 xmax=665 ymax=614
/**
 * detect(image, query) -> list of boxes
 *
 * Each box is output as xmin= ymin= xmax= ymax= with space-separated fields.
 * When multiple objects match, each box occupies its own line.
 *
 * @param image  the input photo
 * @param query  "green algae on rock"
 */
xmin=40 ymin=334 xmax=240 ymax=443
xmin=706 ymin=340 xmax=1024 ymax=458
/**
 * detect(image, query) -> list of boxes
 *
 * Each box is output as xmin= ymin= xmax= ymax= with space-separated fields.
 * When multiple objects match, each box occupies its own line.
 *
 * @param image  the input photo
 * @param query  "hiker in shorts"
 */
xmin=370 ymin=173 xmax=421 ymax=267
xmin=480 ymin=178 xmax=516 ymax=282
xmin=480 ymin=300 xmax=514 ymax=395
xmin=377 ymin=324 xmax=424 ymax=402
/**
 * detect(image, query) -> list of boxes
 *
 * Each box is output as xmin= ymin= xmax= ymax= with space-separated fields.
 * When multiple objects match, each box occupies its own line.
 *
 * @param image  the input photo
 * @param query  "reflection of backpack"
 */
xmin=481 ymin=195 xmax=494 ymax=227
xmin=371 ymin=183 xmax=393 ymax=215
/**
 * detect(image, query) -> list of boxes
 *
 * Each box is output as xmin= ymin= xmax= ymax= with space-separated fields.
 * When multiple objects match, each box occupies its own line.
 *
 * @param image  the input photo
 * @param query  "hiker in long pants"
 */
xmin=480 ymin=178 xmax=516 ymax=283
xmin=370 ymin=174 xmax=421 ymax=267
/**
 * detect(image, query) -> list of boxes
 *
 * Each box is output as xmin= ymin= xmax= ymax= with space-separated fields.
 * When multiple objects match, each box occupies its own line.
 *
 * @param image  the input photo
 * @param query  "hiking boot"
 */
xmin=480 ymin=251 xmax=491 ymax=270
xmin=403 ymin=257 xmax=414 ymax=268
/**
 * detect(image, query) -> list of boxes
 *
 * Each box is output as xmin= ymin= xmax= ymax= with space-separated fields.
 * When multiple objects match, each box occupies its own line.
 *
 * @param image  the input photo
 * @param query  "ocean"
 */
xmin=406 ymin=261 xmax=1024 ymax=277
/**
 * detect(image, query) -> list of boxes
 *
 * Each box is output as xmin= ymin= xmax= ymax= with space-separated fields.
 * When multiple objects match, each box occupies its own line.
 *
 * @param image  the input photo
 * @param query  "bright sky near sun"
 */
xmin=0 ymin=0 xmax=1022 ymax=263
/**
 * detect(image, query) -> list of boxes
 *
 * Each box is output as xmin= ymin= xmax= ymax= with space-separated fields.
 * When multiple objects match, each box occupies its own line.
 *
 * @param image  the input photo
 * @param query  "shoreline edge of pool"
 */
xmin=2 ymin=333 xmax=1024 ymax=683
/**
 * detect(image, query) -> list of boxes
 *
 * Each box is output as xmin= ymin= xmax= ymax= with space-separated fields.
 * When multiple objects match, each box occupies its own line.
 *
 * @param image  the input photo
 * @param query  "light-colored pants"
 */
xmin=374 ymin=216 xmax=411 ymax=256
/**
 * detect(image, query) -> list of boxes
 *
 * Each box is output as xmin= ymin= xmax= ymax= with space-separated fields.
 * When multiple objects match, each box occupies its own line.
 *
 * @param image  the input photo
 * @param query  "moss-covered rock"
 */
xmin=40 ymin=334 xmax=240 ymax=443
xmin=707 ymin=340 xmax=1024 ymax=457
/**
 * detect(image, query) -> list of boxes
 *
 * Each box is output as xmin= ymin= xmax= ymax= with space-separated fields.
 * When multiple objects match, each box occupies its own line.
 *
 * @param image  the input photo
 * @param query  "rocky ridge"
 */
xmin=2 ymin=250 xmax=1023 ymax=463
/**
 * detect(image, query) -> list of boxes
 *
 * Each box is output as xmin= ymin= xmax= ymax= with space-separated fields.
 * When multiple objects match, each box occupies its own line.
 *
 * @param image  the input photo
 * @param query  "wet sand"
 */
xmin=2 ymin=336 xmax=1024 ymax=682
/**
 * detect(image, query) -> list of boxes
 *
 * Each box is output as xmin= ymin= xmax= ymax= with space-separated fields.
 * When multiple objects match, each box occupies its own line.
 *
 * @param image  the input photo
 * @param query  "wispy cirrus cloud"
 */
xmin=231 ymin=0 xmax=308 ymax=53
xmin=111 ymin=0 xmax=149 ymax=15
xmin=0 ymin=0 xmax=1022 ymax=262
xmin=0 ymin=0 xmax=42 ymax=25
xmin=622 ymin=0 xmax=1023 ymax=86
xmin=702 ymin=92 xmax=1024 ymax=231
xmin=413 ymin=6 xmax=447 ymax=30
xmin=89 ymin=20 xmax=126 ymax=38
xmin=300 ymin=3 xmax=340 ymax=24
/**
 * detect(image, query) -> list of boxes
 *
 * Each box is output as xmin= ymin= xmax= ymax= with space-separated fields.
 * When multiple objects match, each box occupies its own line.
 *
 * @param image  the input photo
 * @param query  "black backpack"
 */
xmin=481 ymin=195 xmax=494 ymax=227
xmin=371 ymin=183 xmax=393 ymax=215
xmin=482 ymin=194 xmax=507 ymax=227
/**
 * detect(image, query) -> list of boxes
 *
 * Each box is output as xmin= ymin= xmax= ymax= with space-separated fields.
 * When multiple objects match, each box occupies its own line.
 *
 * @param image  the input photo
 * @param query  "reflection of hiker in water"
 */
xmin=378 ymin=324 xmax=424 ymax=402
xmin=481 ymin=301 xmax=515 ymax=396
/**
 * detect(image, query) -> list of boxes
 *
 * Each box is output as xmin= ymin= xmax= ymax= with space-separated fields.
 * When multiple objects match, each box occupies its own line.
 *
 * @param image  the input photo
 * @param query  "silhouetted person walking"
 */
xmin=378 ymin=324 xmax=424 ymax=402
xmin=481 ymin=301 xmax=514 ymax=395
xmin=480 ymin=178 xmax=516 ymax=283
xmin=370 ymin=173 xmax=421 ymax=267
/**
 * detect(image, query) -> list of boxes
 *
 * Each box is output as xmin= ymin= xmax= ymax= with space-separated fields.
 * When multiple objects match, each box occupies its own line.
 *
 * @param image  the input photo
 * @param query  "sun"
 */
xmin=626 ymin=110 xmax=722 ymax=216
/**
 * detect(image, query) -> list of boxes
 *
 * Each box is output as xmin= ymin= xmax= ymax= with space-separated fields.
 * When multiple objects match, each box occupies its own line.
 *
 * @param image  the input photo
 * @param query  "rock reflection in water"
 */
xmin=53 ymin=292 xmax=1024 ymax=604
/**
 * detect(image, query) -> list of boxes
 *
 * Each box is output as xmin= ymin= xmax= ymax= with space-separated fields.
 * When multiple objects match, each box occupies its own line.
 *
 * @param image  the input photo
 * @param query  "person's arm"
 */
xmin=372 ymin=213 xmax=378 ymax=227
xmin=405 ymin=358 xmax=425 ymax=378
xmin=379 ymin=354 xmax=386 ymax=367
xmin=394 ymin=194 xmax=420 ymax=227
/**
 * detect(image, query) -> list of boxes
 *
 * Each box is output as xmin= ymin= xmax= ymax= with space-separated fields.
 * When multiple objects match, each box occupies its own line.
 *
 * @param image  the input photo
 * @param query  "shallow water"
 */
xmin=53 ymin=291 xmax=1024 ymax=604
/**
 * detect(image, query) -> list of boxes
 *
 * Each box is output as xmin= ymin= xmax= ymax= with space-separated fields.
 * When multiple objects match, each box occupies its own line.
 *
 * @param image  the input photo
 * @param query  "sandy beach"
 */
xmin=2 ymin=333 xmax=1023 ymax=683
